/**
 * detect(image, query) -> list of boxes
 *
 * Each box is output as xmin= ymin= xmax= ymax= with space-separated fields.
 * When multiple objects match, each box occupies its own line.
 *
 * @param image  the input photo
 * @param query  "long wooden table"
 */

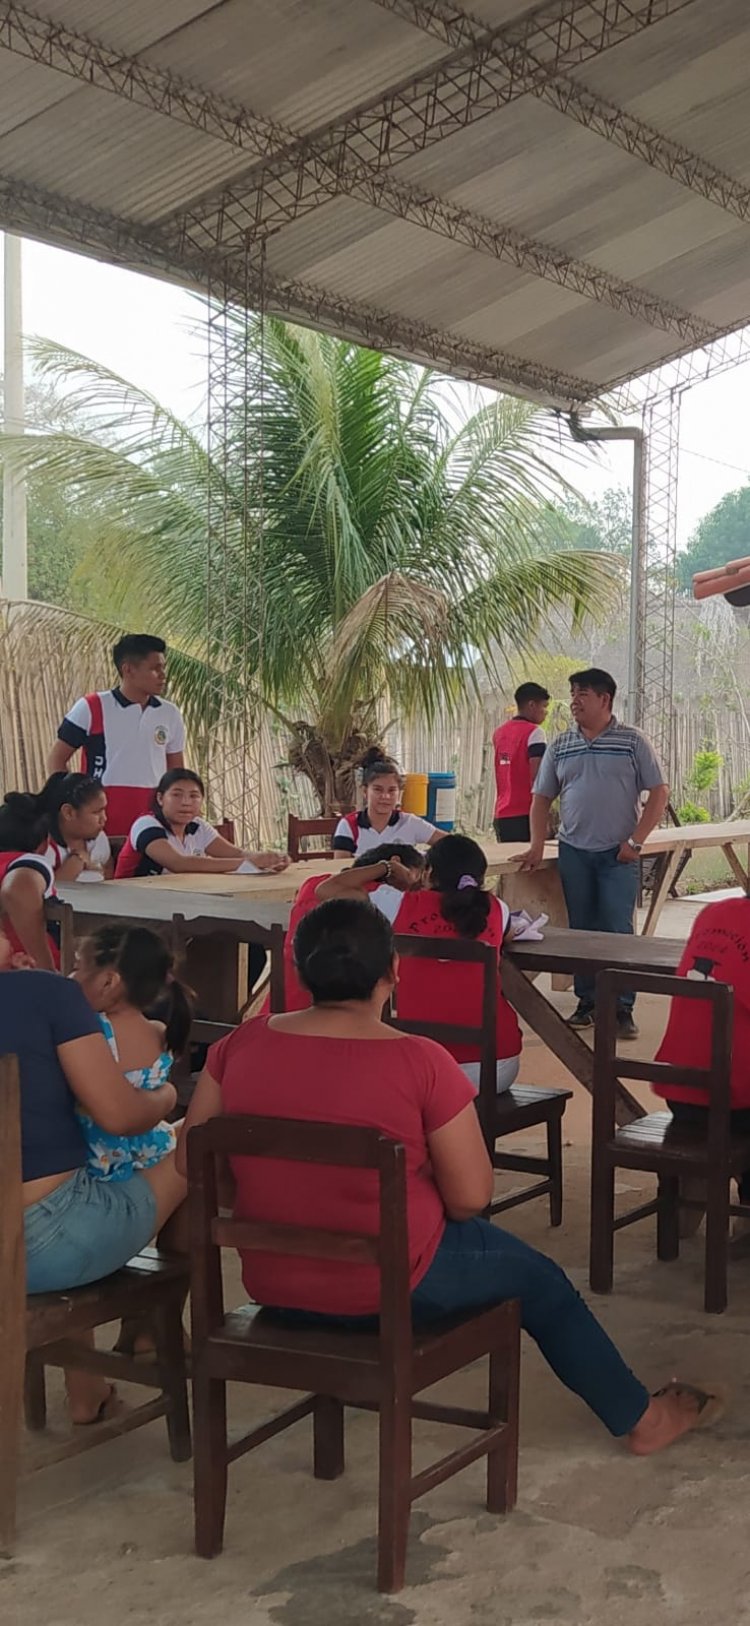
xmin=503 ymin=928 xmax=685 ymax=1127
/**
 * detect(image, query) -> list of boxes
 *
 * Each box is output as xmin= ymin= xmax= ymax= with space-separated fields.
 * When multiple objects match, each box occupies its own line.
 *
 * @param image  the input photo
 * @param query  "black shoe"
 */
xmin=617 ymin=1012 xmax=639 ymax=1040
xmin=567 ymin=1006 xmax=594 ymax=1030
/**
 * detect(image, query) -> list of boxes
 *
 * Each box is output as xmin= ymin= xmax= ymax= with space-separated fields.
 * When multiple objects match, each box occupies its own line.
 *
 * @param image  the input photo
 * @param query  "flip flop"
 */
xmin=73 ymin=1384 xmax=120 ymax=1427
xmin=652 ymin=1380 xmax=727 ymax=1431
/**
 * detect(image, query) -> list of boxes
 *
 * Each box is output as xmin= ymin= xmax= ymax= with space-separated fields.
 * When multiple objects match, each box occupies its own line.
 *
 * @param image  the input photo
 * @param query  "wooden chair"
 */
xmin=287 ymin=814 xmax=338 ymax=862
xmin=391 ymin=935 xmax=572 ymax=1225
xmin=214 ymin=819 xmax=236 ymax=843
xmin=187 ymin=1115 xmax=520 ymax=1593
xmin=44 ymin=898 xmax=75 ymax=974
xmin=170 ymin=913 xmax=286 ymax=1044
xmin=589 ymin=968 xmax=750 ymax=1314
xmin=0 ymin=1055 xmax=191 ymax=1557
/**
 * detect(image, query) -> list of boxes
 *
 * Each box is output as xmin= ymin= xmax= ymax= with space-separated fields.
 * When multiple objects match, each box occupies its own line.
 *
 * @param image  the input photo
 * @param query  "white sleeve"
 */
xmin=527 ymin=726 xmax=546 ymax=751
xmin=195 ymin=817 xmax=219 ymax=854
xmin=405 ymin=815 xmax=438 ymax=844
xmin=65 ymin=696 xmax=92 ymax=731
xmin=369 ymin=885 xmax=405 ymax=926
xmin=90 ymin=831 xmax=111 ymax=866
xmin=6 ymin=853 xmax=55 ymax=898
xmin=131 ymin=816 xmax=167 ymax=854
xmin=167 ymin=704 xmax=186 ymax=754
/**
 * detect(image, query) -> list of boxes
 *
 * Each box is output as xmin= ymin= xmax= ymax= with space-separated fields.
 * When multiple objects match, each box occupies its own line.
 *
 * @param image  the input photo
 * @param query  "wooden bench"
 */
xmin=0 ymin=1055 xmax=191 ymax=1557
xmin=392 ymin=935 xmax=572 ymax=1225
xmin=590 ymin=969 xmax=750 ymax=1313
xmin=187 ymin=1115 xmax=520 ymax=1593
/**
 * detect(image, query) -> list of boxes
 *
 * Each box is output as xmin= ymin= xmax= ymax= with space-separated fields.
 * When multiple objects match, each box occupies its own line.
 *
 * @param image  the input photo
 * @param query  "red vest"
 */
xmin=493 ymin=717 xmax=537 ymax=819
xmin=654 ymin=897 xmax=750 ymax=1109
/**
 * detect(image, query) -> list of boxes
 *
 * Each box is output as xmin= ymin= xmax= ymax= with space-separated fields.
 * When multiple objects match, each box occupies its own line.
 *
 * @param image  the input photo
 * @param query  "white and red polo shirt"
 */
xmin=332 ymin=808 xmax=437 ymax=856
xmin=115 ymin=814 xmax=217 ymax=879
xmin=56 ymin=688 xmax=186 ymax=836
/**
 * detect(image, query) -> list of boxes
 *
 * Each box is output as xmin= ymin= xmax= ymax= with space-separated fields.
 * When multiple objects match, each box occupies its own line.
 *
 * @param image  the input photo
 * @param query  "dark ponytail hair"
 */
xmin=360 ymin=747 xmax=402 ymax=788
xmin=425 ymin=834 xmax=491 ymax=940
xmin=294 ymin=898 xmax=395 ymax=1003
xmin=0 ymin=790 xmax=48 ymax=853
xmin=81 ymin=924 xmax=193 ymax=1056
xmin=40 ymin=772 xmax=103 ymax=828
xmin=150 ymin=768 xmax=205 ymax=829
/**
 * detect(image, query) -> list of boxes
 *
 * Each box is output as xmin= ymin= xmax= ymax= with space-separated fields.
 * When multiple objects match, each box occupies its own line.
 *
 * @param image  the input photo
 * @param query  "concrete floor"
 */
xmin=7 ymin=898 xmax=750 ymax=1626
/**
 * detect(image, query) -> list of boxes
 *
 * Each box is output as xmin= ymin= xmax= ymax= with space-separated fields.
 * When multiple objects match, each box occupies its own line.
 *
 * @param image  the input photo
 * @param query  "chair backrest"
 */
xmin=287 ymin=814 xmax=338 ymax=862
xmin=0 ymin=1055 xmax=24 ymax=1354
xmin=593 ymin=969 xmax=733 ymax=1160
xmin=186 ymin=1115 xmax=411 ymax=1366
xmin=44 ymin=898 xmax=75 ymax=975
xmin=170 ymin=913 xmax=286 ymax=1038
xmin=390 ymin=934 xmax=498 ymax=1148
xmin=214 ymin=819 xmax=236 ymax=844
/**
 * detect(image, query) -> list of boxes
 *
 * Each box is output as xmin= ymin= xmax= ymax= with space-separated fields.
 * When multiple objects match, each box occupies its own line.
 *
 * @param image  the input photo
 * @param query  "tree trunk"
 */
xmin=287 ymin=722 xmax=384 ymax=814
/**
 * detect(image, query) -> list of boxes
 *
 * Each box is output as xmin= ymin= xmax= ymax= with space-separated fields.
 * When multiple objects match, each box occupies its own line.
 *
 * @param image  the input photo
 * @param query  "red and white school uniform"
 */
xmin=115 ymin=814 xmax=219 ymax=879
xmin=333 ymin=808 xmax=437 ymax=856
xmin=46 ymin=830 xmax=111 ymax=877
xmin=0 ymin=849 xmax=59 ymax=965
xmin=56 ymin=688 xmax=185 ymax=837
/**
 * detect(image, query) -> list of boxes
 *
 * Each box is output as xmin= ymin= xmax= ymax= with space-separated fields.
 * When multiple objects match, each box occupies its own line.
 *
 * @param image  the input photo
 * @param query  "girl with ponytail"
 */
xmin=73 ymin=924 xmax=193 ymax=1180
xmin=319 ymin=832 xmax=522 ymax=1093
xmin=0 ymin=788 xmax=58 ymax=968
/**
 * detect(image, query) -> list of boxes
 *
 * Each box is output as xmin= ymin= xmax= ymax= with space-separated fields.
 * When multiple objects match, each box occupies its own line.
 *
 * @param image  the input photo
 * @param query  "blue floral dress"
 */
xmin=78 ymin=1014 xmax=176 ymax=1181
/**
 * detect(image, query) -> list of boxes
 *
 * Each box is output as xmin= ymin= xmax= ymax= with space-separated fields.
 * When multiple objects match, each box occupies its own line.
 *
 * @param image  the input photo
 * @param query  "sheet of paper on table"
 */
xmin=510 ymin=910 xmax=548 ymax=942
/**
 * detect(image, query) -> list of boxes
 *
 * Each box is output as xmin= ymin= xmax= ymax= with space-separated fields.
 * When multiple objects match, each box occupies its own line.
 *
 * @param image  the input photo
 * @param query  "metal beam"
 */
xmin=0 ymin=0 xmax=718 ymax=345
xmin=376 ymin=0 xmax=750 ymax=224
xmin=0 ymin=172 xmax=599 ymax=404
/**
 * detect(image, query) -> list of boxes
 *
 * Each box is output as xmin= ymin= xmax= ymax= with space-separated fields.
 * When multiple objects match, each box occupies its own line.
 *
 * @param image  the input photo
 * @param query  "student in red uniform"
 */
xmin=333 ymin=749 xmax=444 ymax=856
xmin=653 ymin=890 xmax=750 ymax=1201
xmin=48 ymin=634 xmax=186 ymax=837
xmin=115 ymin=768 xmax=289 ymax=879
xmin=0 ymin=791 xmax=59 ymax=968
xmin=492 ymin=683 xmax=549 ymax=843
xmin=180 ymin=897 xmax=721 ymax=1454
xmin=41 ymin=773 xmax=112 ymax=882
xmin=319 ymin=833 xmax=522 ymax=1093
xmin=279 ymin=842 xmax=424 ymax=1011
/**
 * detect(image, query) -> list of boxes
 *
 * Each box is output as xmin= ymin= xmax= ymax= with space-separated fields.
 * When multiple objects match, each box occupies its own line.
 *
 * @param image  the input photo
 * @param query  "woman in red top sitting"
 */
xmin=182 ymin=897 xmax=719 ymax=1454
xmin=318 ymin=834 xmax=522 ymax=1093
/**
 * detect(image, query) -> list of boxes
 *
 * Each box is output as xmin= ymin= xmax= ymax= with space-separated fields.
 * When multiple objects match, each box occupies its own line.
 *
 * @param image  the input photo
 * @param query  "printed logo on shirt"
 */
xmin=154 ymin=725 xmax=168 ymax=746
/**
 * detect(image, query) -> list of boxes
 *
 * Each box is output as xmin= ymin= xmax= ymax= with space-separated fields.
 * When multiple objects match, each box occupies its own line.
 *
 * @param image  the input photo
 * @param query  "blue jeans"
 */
xmin=24 ymin=1168 xmax=157 ymax=1294
xmin=557 ymin=841 xmax=639 ymax=1013
xmin=271 ymin=1220 xmax=649 ymax=1438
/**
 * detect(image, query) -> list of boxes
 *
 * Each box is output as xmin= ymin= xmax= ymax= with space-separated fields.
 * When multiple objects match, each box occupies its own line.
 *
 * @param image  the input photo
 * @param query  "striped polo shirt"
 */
xmin=533 ymin=716 xmax=666 ymax=850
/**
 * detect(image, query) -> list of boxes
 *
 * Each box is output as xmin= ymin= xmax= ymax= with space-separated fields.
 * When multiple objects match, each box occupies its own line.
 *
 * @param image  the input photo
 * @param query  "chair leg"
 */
xmin=193 ymin=1369 xmax=228 ymax=1559
xmin=313 ymin=1395 xmax=345 ymax=1480
xmin=546 ymin=1112 xmax=564 ymax=1228
xmin=704 ymin=1177 xmax=730 ymax=1314
xmin=152 ymin=1293 xmax=191 ymax=1463
xmin=486 ymin=1311 xmax=520 ymax=1515
xmin=657 ymin=1175 xmax=680 ymax=1262
xmin=377 ymin=1390 xmax=412 ymax=1593
xmin=589 ymin=1159 xmax=615 ymax=1294
xmin=0 ymin=1322 xmax=24 ymax=1558
xmin=24 ymin=1356 xmax=47 ymax=1431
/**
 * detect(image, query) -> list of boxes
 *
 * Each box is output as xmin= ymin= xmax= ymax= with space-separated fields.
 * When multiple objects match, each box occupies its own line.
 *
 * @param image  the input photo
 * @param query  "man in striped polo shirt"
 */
xmin=520 ymin=668 xmax=668 ymax=1039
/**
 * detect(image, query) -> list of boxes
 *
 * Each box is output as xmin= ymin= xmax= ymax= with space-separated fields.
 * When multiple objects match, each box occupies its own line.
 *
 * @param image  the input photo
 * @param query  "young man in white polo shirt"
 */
xmin=48 ymin=634 xmax=185 ymax=838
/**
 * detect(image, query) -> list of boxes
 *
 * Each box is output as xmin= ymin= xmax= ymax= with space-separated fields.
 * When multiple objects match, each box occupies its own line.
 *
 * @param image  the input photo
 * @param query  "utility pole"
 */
xmin=2 ymin=232 xmax=27 ymax=600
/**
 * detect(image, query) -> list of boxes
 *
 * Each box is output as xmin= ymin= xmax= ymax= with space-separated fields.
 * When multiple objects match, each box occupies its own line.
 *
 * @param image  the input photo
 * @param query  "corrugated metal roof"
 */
xmin=0 ymin=0 xmax=749 ymax=405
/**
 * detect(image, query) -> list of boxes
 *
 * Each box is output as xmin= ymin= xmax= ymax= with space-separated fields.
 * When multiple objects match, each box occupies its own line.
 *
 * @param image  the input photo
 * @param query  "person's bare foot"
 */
xmin=68 ymin=1382 xmax=119 ymax=1426
xmin=628 ymin=1382 xmax=724 ymax=1456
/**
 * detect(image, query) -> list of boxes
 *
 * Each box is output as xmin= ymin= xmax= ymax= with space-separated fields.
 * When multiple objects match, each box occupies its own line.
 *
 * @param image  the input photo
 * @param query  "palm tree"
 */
xmin=2 ymin=322 xmax=619 ymax=811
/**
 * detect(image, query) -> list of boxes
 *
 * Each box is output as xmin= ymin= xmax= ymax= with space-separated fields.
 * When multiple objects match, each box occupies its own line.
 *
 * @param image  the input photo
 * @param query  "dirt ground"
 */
xmin=7 ymin=896 xmax=750 ymax=1626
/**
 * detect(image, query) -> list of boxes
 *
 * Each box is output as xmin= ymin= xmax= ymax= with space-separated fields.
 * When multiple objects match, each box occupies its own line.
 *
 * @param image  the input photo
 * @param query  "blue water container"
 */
xmin=427 ymin=770 xmax=456 ymax=830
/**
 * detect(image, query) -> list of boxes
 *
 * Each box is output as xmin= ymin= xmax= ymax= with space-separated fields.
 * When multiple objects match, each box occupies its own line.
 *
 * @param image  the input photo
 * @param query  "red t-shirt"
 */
xmin=208 ymin=1018 xmax=474 ymax=1315
xmin=493 ymin=717 xmax=546 ymax=820
xmin=654 ymin=897 xmax=750 ymax=1109
xmin=393 ymin=891 xmax=522 ymax=1063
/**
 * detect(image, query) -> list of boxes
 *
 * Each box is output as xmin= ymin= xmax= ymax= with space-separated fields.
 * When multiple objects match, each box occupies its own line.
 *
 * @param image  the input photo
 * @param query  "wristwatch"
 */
xmin=626 ymin=837 xmax=643 ymax=853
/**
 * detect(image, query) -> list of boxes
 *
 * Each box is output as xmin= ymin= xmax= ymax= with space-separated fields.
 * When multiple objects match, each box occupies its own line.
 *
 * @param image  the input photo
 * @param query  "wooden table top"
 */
xmin=507 ymin=926 xmax=684 ymax=976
